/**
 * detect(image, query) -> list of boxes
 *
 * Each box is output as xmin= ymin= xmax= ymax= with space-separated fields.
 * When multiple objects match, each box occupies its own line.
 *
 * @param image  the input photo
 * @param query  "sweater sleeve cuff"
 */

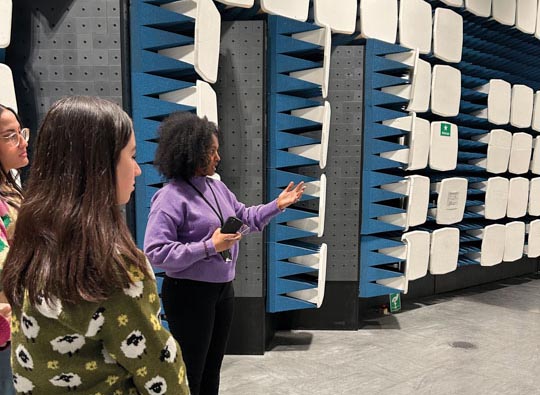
xmin=274 ymin=199 xmax=285 ymax=213
xmin=203 ymin=239 xmax=217 ymax=259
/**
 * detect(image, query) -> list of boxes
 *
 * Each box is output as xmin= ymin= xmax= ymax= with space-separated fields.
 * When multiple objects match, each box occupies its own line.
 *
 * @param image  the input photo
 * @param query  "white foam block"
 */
xmin=429 ymin=227 xmax=459 ymax=275
xmin=527 ymin=220 xmax=540 ymax=258
xmin=431 ymin=65 xmax=461 ymax=117
xmin=487 ymin=79 xmax=511 ymax=125
xmin=430 ymin=121 xmax=458 ymax=171
xmin=504 ymin=221 xmax=525 ymax=262
xmin=510 ymin=84 xmax=534 ymax=128
xmin=486 ymin=129 xmax=512 ymax=174
xmin=408 ymin=115 xmax=431 ymax=170
xmin=435 ymin=177 xmax=468 ymax=225
xmin=406 ymin=175 xmax=430 ymax=227
xmin=480 ymin=224 xmax=505 ymax=266
xmin=260 ymin=0 xmax=310 ymax=21
xmin=399 ymin=0 xmax=433 ymax=54
xmin=507 ymin=177 xmax=529 ymax=218
xmin=492 ymin=0 xmax=516 ymax=25
xmin=433 ymin=8 xmax=463 ymax=63
xmin=0 ymin=0 xmax=12 ymax=48
xmin=484 ymin=177 xmax=509 ymax=220
xmin=360 ymin=0 xmax=398 ymax=43
xmin=530 ymin=136 xmax=540 ymax=174
xmin=508 ymin=132 xmax=533 ymax=174
xmin=441 ymin=0 xmax=463 ymax=6
xmin=516 ymin=0 xmax=538 ymax=34
xmin=528 ymin=177 xmax=540 ymax=216
xmin=408 ymin=57 xmax=432 ymax=112
xmin=0 ymin=63 xmax=17 ymax=111
xmin=465 ymin=0 xmax=492 ymax=17
xmin=403 ymin=231 xmax=431 ymax=281
xmin=532 ymin=91 xmax=540 ymax=132
xmin=313 ymin=0 xmax=357 ymax=34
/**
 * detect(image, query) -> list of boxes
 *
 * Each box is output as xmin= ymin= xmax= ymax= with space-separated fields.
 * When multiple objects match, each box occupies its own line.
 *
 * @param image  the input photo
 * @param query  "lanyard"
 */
xmin=186 ymin=178 xmax=224 ymax=226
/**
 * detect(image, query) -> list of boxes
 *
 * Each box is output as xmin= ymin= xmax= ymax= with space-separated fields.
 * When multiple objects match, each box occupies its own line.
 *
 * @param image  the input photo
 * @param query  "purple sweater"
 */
xmin=144 ymin=176 xmax=282 ymax=283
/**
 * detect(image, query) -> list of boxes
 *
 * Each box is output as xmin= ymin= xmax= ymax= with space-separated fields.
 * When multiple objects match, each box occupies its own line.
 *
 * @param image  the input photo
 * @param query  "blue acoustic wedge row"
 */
xmin=266 ymin=15 xmax=329 ymax=312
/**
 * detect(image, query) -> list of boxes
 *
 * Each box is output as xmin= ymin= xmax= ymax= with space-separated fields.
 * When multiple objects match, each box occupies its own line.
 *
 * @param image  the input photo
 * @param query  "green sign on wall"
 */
xmin=389 ymin=293 xmax=401 ymax=313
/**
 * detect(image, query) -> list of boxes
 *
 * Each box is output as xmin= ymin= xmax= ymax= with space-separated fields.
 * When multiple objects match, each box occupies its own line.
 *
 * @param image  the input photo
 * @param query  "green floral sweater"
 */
xmin=10 ymin=264 xmax=190 ymax=395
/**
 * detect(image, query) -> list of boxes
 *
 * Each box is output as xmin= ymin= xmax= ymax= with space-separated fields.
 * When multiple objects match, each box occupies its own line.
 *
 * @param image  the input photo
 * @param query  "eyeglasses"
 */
xmin=1 ymin=128 xmax=30 ymax=147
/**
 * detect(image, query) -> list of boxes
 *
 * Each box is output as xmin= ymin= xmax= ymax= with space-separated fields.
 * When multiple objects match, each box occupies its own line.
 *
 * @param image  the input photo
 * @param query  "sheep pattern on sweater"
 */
xmin=10 ymin=264 xmax=190 ymax=395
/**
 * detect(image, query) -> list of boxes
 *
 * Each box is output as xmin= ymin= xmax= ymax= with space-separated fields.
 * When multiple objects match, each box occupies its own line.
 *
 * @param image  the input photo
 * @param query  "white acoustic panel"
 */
xmin=289 ymin=102 xmax=331 ymax=169
xmin=433 ymin=8 xmax=463 ymax=63
xmin=434 ymin=177 xmax=468 ymax=225
xmin=0 ymin=0 xmax=12 ymax=48
xmin=527 ymin=220 xmax=540 ymax=257
xmin=429 ymin=227 xmax=459 ymax=275
xmin=215 ymin=0 xmax=254 ymax=7
xmin=313 ymin=0 xmax=357 ymax=34
xmin=360 ymin=0 xmax=398 ymax=43
xmin=509 ymin=132 xmax=533 ymax=174
xmin=431 ymin=65 xmax=461 ymax=117
xmin=483 ymin=177 xmax=509 ymax=220
xmin=441 ymin=0 xmax=463 ymax=6
xmin=430 ymin=121 xmax=458 ymax=171
xmin=532 ymin=91 xmax=540 ymax=131
xmin=287 ymin=244 xmax=327 ymax=308
xmin=399 ymin=0 xmax=433 ymax=54
xmin=504 ymin=221 xmax=525 ymax=262
xmin=159 ymin=80 xmax=218 ymax=125
xmin=516 ymin=0 xmax=537 ymax=34
xmin=160 ymin=0 xmax=221 ymax=83
xmin=290 ymin=27 xmax=331 ymax=99
xmin=510 ymin=84 xmax=534 ymax=129
xmin=381 ymin=114 xmax=431 ymax=170
xmin=479 ymin=225 xmax=505 ymax=266
xmin=0 ymin=64 xmax=17 ymax=111
xmin=470 ymin=129 xmax=512 ymax=174
xmin=531 ymin=136 xmax=540 ymax=174
xmin=465 ymin=0 xmax=492 ymax=17
xmin=384 ymin=50 xmax=432 ymax=113
xmin=474 ymin=80 xmax=511 ymax=125
xmin=467 ymin=225 xmax=505 ymax=266
xmin=528 ymin=178 xmax=540 ymax=215
xmin=507 ymin=177 xmax=529 ymax=218
xmin=260 ymin=0 xmax=310 ymax=21
xmin=492 ymin=0 xmax=516 ymax=26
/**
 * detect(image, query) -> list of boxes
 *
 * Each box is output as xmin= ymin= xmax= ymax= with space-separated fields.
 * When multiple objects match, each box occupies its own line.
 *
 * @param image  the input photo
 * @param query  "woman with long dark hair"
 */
xmin=0 ymin=104 xmax=29 ymax=395
xmin=144 ymin=112 xmax=304 ymax=395
xmin=2 ymin=96 xmax=190 ymax=394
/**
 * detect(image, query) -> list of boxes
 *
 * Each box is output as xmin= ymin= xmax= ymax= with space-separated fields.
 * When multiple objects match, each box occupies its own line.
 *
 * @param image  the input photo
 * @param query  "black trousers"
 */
xmin=162 ymin=276 xmax=234 ymax=395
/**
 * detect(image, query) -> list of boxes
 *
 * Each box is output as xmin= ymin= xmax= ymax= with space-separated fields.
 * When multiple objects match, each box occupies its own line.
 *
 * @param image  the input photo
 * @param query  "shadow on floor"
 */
xmin=358 ymin=273 xmax=540 ymax=329
xmin=267 ymin=331 xmax=314 ymax=352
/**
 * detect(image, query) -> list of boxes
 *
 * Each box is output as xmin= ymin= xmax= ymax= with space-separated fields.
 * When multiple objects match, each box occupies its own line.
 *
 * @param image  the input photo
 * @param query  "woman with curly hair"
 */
xmin=144 ymin=112 xmax=304 ymax=395
xmin=0 ymin=104 xmax=29 ymax=395
xmin=2 ymin=96 xmax=189 ymax=395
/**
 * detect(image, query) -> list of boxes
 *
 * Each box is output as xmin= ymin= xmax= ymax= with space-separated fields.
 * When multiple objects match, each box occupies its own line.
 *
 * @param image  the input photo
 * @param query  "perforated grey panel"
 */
xmin=9 ymin=0 xmax=122 ymax=128
xmin=296 ymin=46 xmax=364 ymax=282
xmin=214 ymin=21 xmax=265 ymax=297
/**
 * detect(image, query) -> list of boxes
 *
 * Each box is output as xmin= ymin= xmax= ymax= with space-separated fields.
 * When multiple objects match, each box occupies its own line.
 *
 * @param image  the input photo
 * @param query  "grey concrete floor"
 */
xmin=221 ymin=274 xmax=540 ymax=395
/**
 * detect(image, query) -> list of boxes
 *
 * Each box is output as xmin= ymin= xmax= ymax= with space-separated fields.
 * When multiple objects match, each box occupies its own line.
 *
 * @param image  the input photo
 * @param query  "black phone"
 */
xmin=221 ymin=216 xmax=243 ymax=234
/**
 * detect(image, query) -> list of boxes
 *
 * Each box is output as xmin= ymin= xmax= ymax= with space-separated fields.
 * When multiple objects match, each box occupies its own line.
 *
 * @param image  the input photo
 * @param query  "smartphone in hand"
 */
xmin=221 ymin=216 xmax=243 ymax=234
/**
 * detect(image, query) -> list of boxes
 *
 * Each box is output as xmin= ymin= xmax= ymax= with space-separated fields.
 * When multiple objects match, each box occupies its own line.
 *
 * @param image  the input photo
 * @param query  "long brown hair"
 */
xmin=2 ymin=96 xmax=149 ymax=307
xmin=0 ymin=104 xmax=24 ymax=208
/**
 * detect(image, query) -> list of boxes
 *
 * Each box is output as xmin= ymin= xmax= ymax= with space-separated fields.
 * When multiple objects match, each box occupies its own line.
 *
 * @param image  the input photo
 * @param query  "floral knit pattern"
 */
xmin=10 ymin=264 xmax=190 ymax=395
xmin=0 ymin=198 xmax=15 ymax=292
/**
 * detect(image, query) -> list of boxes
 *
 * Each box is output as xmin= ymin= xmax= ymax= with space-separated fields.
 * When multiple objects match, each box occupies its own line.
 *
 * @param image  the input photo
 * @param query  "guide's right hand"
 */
xmin=211 ymin=227 xmax=242 ymax=253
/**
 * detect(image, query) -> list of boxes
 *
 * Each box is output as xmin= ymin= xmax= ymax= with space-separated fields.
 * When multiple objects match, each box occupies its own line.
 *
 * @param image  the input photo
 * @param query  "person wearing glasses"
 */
xmin=0 ymin=104 xmax=30 ymax=395
xmin=2 ymin=97 xmax=190 ymax=394
xmin=144 ymin=112 xmax=305 ymax=395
